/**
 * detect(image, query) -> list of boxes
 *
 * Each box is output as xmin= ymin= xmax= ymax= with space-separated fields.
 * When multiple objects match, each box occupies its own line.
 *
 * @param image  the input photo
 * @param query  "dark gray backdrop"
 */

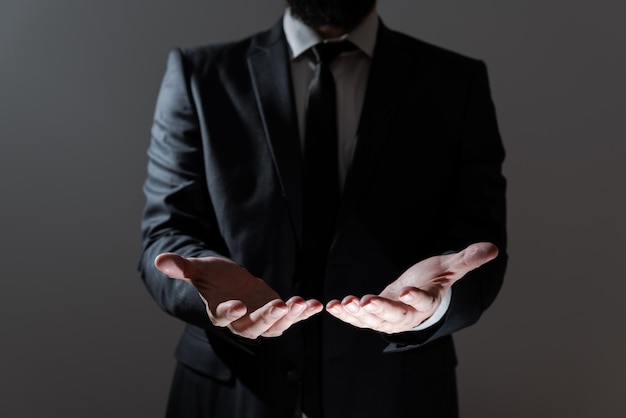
xmin=1 ymin=1 xmax=624 ymax=417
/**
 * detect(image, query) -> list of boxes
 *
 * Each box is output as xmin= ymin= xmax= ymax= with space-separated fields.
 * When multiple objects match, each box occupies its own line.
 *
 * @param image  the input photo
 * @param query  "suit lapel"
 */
xmin=247 ymin=21 xmax=304 ymax=248
xmin=339 ymin=23 xmax=425 ymax=220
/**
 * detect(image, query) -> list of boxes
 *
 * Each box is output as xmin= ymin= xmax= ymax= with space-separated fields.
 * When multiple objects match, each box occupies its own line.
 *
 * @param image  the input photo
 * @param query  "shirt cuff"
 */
xmin=410 ymin=288 xmax=452 ymax=331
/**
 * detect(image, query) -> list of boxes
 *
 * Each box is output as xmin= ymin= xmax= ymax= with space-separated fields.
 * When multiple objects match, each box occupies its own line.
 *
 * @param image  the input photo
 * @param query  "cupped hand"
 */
xmin=326 ymin=242 xmax=499 ymax=334
xmin=155 ymin=254 xmax=323 ymax=339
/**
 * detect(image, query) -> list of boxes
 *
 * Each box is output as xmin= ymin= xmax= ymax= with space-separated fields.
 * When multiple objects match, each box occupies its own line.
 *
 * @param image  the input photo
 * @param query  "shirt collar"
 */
xmin=282 ymin=6 xmax=378 ymax=60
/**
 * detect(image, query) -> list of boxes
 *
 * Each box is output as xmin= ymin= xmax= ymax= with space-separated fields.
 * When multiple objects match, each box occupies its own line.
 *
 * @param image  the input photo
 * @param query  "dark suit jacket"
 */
xmin=139 ymin=17 xmax=507 ymax=418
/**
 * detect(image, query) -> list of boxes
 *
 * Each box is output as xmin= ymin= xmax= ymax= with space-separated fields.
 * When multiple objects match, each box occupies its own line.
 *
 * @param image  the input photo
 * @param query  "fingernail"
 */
xmin=363 ymin=301 xmax=379 ymax=312
xmin=400 ymin=292 xmax=415 ymax=302
xmin=290 ymin=303 xmax=305 ymax=315
xmin=270 ymin=306 xmax=288 ymax=318
xmin=228 ymin=307 xmax=245 ymax=318
xmin=345 ymin=302 xmax=359 ymax=313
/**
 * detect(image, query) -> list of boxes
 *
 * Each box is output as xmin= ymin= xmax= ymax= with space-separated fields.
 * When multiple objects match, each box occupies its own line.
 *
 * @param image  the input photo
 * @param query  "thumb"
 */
xmin=154 ymin=253 xmax=192 ymax=281
xmin=461 ymin=242 xmax=499 ymax=270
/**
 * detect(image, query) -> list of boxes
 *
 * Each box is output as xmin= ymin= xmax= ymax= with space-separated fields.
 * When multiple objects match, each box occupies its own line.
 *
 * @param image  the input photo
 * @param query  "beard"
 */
xmin=286 ymin=0 xmax=376 ymax=30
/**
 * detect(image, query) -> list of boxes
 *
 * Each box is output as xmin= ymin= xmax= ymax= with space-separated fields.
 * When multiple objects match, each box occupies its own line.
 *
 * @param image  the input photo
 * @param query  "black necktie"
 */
xmin=302 ymin=40 xmax=356 ymax=299
xmin=301 ymin=40 xmax=355 ymax=418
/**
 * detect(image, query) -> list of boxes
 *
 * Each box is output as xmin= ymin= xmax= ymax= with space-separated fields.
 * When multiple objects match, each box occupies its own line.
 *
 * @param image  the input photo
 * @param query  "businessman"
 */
xmin=138 ymin=1 xmax=508 ymax=417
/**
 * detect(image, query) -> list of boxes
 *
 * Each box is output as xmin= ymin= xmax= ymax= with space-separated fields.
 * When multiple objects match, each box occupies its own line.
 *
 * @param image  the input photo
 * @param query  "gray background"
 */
xmin=1 ymin=0 xmax=624 ymax=417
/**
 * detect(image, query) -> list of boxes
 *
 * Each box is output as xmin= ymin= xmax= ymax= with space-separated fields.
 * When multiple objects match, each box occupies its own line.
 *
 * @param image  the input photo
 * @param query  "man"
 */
xmin=138 ymin=1 xmax=507 ymax=417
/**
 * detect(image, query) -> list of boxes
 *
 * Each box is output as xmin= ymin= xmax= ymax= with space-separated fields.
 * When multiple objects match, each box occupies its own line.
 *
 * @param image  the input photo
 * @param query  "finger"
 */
xmin=327 ymin=299 xmax=356 ymax=320
xmin=154 ymin=252 xmax=192 ymax=280
xmin=461 ymin=242 xmax=499 ymax=269
xmin=359 ymin=295 xmax=438 ymax=332
xmin=326 ymin=298 xmax=368 ymax=329
xmin=260 ymin=298 xmax=306 ymax=337
xmin=284 ymin=297 xmax=324 ymax=322
xmin=345 ymin=295 xmax=409 ymax=331
xmin=398 ymin=288 xmax=437 ymax=312
xmin=229 ymin=299 xmax=288 ymax=339
xmin=442 ymin=242 xmax=499 ymax=280
xmin=261 ymin=298 xmax=323 ymax=337
xmin=345 ymin=301 xmax=386 ymax=330
xmin=211 ymin=300 xmax=247 ymax=327
xmin=340 ymin=295 xmax=362 ymax=314
xmin=361 ymin=294 xmax=426 ymax=323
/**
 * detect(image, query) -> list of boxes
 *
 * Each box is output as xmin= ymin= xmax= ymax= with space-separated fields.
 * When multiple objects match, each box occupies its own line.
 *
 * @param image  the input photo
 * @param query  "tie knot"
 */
xmin=310 ymin=41 xmax=357 ymax=64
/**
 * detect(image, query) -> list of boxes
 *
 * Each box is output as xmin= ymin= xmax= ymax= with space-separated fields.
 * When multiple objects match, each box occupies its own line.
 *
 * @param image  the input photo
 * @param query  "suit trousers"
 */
xmin=165 ymin=359 xmax=459 ymax=418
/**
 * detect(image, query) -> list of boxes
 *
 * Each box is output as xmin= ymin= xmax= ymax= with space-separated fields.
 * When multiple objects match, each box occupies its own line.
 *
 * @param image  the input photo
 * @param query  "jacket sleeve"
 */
xmin=138 ymin=48 xmax=225 ymax=330
xmin=385 ymin=59 xmax=508 ymax=352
